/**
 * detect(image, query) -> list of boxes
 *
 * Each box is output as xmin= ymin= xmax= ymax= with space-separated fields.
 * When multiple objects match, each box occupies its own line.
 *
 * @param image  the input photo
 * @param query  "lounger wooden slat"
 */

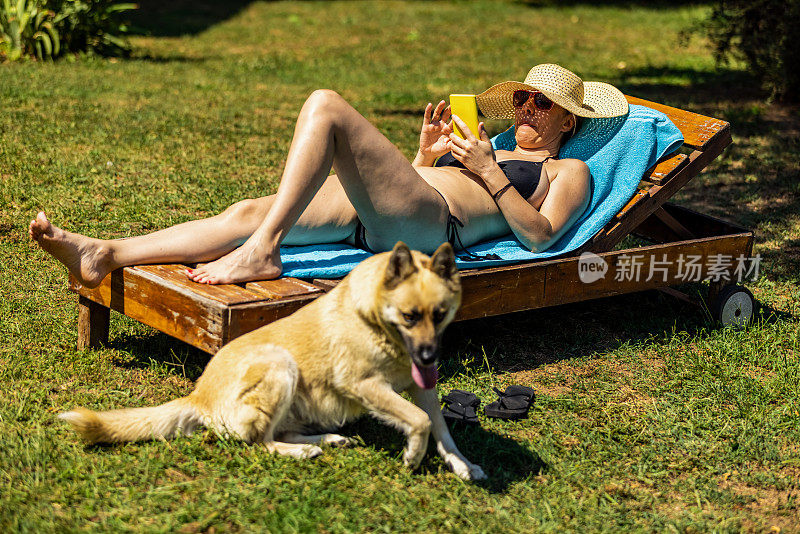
xmin=652 ymin=207 xmax=695 ymax=240
xmin=245 ymin=279 xmax=322 ymax=299
xmin=590 ymin=148 xmax=723 ymax=252
xmin=226 ymin=296 xmax=324 ymax=344
xmin=69 ymin=95 xmax=749 ymax=354
xmin=615 ymin=190 xmax=650 ymax=220
xmin=457 ymin=265 xmax=547 ymax=319
xmin=642 ymin=153 xmax=690 ymax=185
xmin=311 ymin=279 xmax=341 ymax=291
xmin=136 ymin=264 xmax=268 ymax=305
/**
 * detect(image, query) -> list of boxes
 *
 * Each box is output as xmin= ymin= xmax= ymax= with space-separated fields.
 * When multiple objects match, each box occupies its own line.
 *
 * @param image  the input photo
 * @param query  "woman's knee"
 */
xmin=303 ymin=89 xmax=350 ymax=122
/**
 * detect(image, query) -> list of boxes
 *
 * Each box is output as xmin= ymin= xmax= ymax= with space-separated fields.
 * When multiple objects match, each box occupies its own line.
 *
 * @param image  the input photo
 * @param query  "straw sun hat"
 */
xmin=476 ymin=63 xmax=629 ymax=120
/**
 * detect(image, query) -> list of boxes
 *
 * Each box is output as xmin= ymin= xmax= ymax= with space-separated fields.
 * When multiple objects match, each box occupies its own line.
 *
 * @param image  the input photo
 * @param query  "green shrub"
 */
xmin=702 ymin=0 xmax=800 ymax=102
xmin=0 ymin=0 xmax=135 ymax=61
xmin=0 ymin=0 xmax=60 ymax=60
xmin=50 ymin=0 xmax=137 ymax=57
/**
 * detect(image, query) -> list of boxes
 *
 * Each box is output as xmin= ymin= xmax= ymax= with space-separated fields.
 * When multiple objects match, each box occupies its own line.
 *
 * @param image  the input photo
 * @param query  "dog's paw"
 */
xmin=322 ymin=434 xmax=352 ymax=448
xmin=445 ymin=454 xmax=487 ymax=481
xmin=460 ymin=463 xmax=487 ymax=481
xmin=269 ymin=442 xmax=324 ymax=459
xmin=403 ymin=447 xmax=425 ymax=470
xmin=295 ymin=445 xmax=324 ymax=459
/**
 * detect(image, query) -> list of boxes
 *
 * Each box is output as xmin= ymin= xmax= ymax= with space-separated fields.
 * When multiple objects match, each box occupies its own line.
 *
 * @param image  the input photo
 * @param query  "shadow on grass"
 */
xmin=127 ymin=54 xmax=209 ymax=64
xmin=129 ymin=0 xmax=712 ymax=37
xmin=447 ymin=423 xmax=546 ymax=492
xmin=757 ymin=301 xmax=795 ymax=324
xmin=129 ymin=0 xmax=255 ymax=37
xmin=616 ymin=66 xmax=767 ymax=109
xmin=441 ymin=288 xmax=713 ymax=375
xmin=442 ymin=284 xmax=797 ymax=377
xmin=130 ymin=0 xmax=334 ymax=37
xmin=108 ymin=330 xmax=209 ymax=381
xmin=342 ymin=416 xmax=545 ymax=493
xmin=105 ymin=280 xmax=791 ymax=379
xmin=105 ymin=284 xmax=713 ymax=379
xmin=515 ymin=0 xmax=711 ymax=6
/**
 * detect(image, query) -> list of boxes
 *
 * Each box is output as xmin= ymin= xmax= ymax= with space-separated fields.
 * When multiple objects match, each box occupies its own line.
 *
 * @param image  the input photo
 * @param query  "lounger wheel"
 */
xmin=714 ymin=285 xmax=755 ymax=327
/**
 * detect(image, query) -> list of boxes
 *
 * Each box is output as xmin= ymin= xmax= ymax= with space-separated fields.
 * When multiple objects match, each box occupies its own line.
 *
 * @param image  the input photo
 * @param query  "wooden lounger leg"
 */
xmin=707 ymin=280 xmax=726 ymax=308
xmin=77 ymin=296 xmax=110 ymax=350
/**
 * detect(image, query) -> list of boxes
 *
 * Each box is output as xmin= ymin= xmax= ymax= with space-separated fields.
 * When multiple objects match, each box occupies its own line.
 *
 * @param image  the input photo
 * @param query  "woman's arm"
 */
xmin=483 ymin=159 xmax=590 ymax=251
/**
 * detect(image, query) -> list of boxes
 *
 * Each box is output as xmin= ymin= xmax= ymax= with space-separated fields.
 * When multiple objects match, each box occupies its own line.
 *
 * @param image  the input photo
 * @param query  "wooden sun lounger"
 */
xmin=70 ymin=96 xmax=753 ymax=354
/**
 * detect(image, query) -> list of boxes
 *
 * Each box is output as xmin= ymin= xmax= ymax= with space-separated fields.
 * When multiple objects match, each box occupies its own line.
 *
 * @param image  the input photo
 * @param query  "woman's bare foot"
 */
xmin=28 ymin=212 xmax=114 ymax=288
xmin=186 ymin=244 xmax=282 ymax=284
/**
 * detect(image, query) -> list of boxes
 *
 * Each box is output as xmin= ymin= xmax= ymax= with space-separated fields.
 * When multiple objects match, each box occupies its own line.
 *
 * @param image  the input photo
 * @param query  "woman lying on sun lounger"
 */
xmin=29 ymin=63 xmax=628 ymax=285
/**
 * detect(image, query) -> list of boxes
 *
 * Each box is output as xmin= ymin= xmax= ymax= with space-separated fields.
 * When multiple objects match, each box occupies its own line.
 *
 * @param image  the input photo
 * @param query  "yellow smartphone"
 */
xmin=449 ymin=94 xmax=480 ymax=139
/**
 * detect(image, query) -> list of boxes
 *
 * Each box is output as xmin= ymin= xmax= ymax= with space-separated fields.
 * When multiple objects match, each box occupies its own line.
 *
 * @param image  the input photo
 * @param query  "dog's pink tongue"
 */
xmin=411 ymin=363 xmax=438 ymax=389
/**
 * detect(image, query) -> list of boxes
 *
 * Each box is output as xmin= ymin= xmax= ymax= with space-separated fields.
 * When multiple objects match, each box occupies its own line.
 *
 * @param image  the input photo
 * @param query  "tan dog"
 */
xmin=59 ymin=242 xmax=485 ymax=480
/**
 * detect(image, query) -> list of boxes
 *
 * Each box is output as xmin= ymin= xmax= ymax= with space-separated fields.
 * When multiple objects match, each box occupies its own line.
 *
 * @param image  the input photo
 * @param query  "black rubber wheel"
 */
xmin=714 ymin=285 xmax=756 ymax=327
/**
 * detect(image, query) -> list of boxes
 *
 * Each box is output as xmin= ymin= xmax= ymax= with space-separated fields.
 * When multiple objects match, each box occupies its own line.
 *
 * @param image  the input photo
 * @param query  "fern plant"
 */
xmin=51 ymin=0 xmax=137 ymax=57
xmin=1 ymin=0 xmax=135 ymax=61
xmin=0 ymin=0 xmax=60 ymax=60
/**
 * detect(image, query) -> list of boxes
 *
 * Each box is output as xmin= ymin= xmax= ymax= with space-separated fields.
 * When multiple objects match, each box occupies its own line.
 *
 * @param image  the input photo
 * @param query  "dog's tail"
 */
xmin=58 ymin=396 xmax=202 ymax=444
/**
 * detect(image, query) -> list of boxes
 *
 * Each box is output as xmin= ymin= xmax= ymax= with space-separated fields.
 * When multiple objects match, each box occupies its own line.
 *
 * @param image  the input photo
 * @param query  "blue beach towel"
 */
xmin=280 ymin=104 xmax=683 ymax=279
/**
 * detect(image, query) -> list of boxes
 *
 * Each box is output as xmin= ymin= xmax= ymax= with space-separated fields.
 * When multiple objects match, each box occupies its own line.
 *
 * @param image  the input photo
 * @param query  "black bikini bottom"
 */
xmin=353 ymin=188 xmax=500 ymax=262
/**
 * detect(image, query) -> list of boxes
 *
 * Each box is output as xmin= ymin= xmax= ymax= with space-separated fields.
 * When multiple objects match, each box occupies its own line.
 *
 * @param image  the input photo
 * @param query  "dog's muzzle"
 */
xmin=408 ymin=343 xmax=439 ymax=366
xmin=414 ymin=343 xmax=438 ymax=367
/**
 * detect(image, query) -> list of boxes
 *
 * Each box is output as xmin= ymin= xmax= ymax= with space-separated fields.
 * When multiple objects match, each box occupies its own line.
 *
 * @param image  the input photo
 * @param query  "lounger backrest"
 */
xmin=583 ymin=96 xmax=732 ymax=253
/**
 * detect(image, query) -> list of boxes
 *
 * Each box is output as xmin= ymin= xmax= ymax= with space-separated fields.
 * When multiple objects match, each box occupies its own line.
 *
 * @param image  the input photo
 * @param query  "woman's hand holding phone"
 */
xmin=448 ymin=115 xmax=497 ymax=179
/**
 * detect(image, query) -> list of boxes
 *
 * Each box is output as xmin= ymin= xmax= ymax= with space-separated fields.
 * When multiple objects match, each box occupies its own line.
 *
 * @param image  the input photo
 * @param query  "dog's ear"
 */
xmin=430 ymin=242 xmax=458 ymax=280
xmin=384 ymin=242 xmax=418 ymax=288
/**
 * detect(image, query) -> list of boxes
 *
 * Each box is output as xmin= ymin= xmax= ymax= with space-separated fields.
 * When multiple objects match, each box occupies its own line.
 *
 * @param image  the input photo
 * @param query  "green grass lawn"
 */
xmin=2 ymin=0 xmax=799 ymax=531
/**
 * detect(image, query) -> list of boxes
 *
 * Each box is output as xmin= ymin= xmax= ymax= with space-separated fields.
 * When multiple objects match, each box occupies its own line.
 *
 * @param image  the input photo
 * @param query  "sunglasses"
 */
xmin=512 ymin=90 xmax=554 ymax=111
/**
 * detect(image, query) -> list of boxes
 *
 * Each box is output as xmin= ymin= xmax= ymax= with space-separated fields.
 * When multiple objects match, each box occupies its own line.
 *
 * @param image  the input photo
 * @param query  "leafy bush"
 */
xmin=0 ymin=0 xmax=135 ymax=61
xmin=50 ymin=0 xmax=137 ymax=57
xmin=702 ymin=0 xmax=800 ymax=102
xmin=0 ymin=0 xmax=59 ymax=60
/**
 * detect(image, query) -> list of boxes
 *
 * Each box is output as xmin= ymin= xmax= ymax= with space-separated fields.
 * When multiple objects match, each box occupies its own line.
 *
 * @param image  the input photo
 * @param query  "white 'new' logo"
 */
xmin=578 ymin=251 xmax=608 ymax=283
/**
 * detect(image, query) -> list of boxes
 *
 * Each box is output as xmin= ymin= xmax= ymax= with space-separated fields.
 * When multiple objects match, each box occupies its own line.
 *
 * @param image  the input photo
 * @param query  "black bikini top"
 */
xmin=433 ymin=152 xmax=549 ymax=199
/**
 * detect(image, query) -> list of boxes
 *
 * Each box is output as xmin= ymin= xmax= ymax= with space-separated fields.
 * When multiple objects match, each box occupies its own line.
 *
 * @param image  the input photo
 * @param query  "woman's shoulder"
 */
xmin=550 ymin=157 xmax=589 ymax=175
xmin=547 ymin=158 xmax=590 ymax=191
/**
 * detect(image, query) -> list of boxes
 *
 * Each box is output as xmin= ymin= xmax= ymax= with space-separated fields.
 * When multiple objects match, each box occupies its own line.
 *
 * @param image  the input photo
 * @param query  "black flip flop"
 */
xmin=442 ymin=389 xmax=480 ymax=425
xmin=484 ymin=385 xmax=535 ymax=420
